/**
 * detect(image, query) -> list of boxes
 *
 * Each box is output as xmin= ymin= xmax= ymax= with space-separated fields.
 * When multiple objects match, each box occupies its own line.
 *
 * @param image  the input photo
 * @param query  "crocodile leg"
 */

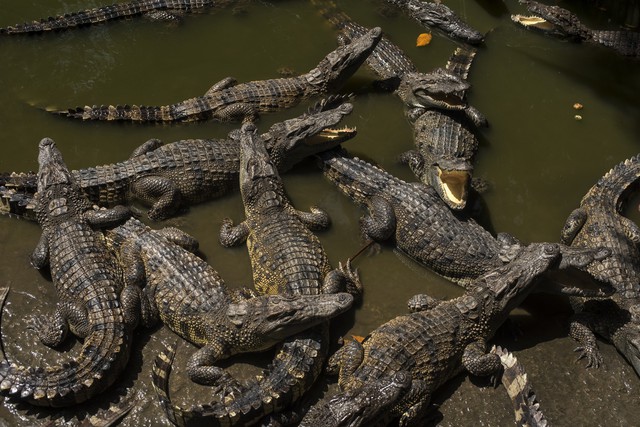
xmin=129 ymin=138 xmax=163 ymax=158
xmin=570 ymin=311 xmax=603 ymax=368
xmin=29 ymin=299 xmax=93 ymax=347
xmin=406 ymin=294 xmax=441 ymax=312
xmin=187 ymin=343 xmax=246 ymax=397
xmin=156 ymin=227 xmax=199 ymax=252
xmin=397 ymin=379 xmax=432 ymax=427
xmin=27 ymin=305 xmax=69 ymax=347
xmin=399 ymin=150 xmax=426 ymax=179
xmin=322 ymin=259 xmax=362 ymax=297
xmin=462 ymin=339 xmax=502 ymax=378
xmin=118 ymin=238 xmax=158 ymax=328
xmin=213 ymin=103 xmax=259 ymax=122
xmin=219 ymin=218 xmax=250 ymax=247
xmin=294 ymin=206 xmax=331 ymax=231
xmin=620 ymin=216 xmax=640 ymax=243
xmin=130 ymin=175 xmax=183 ymax=221
xmin=327 ymin=338 xmax=365 ymax=389
xmin=560 ymin=207 xmax=587 ymax=245
xmin=205 ymin=77 xmax=238 ymax=95
xmin=361 ymin=195 xmax=396 ymax=241
xmin=85 ymin=205 xmax=132 ymax=228
xmin=30 ymin=233 xmax=49 ymax=269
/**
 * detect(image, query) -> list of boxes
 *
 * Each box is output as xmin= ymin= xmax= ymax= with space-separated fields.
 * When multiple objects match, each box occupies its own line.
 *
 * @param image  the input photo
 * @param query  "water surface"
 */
xmin=0 ymin=0 xmax=639 ymax=425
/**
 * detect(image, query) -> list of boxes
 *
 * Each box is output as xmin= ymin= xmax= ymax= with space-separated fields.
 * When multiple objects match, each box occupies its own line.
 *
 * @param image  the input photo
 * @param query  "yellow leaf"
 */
xmin=416 ymin=33 xmax=432 ymax=47
xmin=351 ymin=335 xmax=366 ymax=343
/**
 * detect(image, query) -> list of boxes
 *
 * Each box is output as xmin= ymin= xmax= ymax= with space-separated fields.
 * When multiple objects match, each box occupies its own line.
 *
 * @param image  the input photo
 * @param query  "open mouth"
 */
xmin=437 ymin=168 xmax=469 ymax=207
xmin=428 ymin=92 xmax=466 ymax=108
xmin=308 ymin=126 xmax=357 ymax=144
xmin=511 ymin=14 xmax=555 ymax=30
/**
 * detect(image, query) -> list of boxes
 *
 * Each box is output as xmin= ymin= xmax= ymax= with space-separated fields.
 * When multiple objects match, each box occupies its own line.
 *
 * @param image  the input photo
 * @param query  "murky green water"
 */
xmin=0 ymin=0 xmax=639 ymax=425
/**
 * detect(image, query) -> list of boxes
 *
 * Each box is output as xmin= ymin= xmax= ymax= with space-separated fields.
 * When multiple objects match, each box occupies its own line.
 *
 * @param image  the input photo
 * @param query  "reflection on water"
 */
xmin=0 ymin=0 xmax=639 ymax=425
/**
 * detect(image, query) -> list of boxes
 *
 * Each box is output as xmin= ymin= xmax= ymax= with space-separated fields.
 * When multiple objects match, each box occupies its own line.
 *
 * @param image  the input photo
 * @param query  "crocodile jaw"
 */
xmin=511 ymin=14 xmax=556 ymax=31
xmin=436 ymin=167 xmax=470 ymax=209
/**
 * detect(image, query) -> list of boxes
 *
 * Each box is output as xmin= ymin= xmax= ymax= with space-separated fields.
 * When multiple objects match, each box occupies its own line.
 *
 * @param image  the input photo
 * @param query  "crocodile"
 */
xmin=559 ymin=154 xmax=640 ymax=374
xmin=512 ymin=0 xmax=640 ymax=57
xmin=298 ymin=371 xmax=413 ymax=427
xmin=311 ymin=1 xmax=486 ymax=209
xmin=384 ymin=0 xmax=484 ymax=44
xmin=151 ymin=123 xmax=362 ymax=426
xmin=105 ymin=217 xmax=353 ymax=390
xmin=0 ymin=137 xmax=135 ymax=406
xmin=0 ymin=100 xmax=356 ymax=221
xmin=298 ymin=243 xmax=607 ymax=426
xmin=400 ymin=47 xmax=483 ymax=210
xmin=0 ymin=0 xmax=216 ymax=35
xmin=53 ymin=28 xmax=382 ymax=123
xmin=319 ymin=150 xmax=518 ymax=287
xmin=491 ymin=345 xmax=550 ymax=427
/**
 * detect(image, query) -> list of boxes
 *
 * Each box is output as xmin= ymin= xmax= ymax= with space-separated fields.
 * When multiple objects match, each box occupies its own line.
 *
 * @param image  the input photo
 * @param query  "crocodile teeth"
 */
xmin=511 ymin=14 xmax=555 ymax=30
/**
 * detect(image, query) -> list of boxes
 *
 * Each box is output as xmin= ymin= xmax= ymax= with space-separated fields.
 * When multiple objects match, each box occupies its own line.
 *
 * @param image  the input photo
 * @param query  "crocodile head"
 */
xmin=433 ymin=159 xmax=472 ymax=210
xmin=397 ymin=69 xmax=470 ymax=112
xmin=300 ymin=371 xmax=412 ymax=427
xmin=511 ymin=0 xmax=592 ymax=42
xmin=34 ymin=138 xmax=90 ymax=223
xmin=263 ymin=101 xmax=357 ymax=172
xmin=225 ymin=292 xmax=354 ymax=353
xmin=405 ymin=0 xmax=484 ymax=44
xmin=239 ymin=122 xmax=289 ymax=215
xmin=306 ymin=27 xmax=382 ymax=93
xmin=483 ymin=243 xmax=609 ymax=326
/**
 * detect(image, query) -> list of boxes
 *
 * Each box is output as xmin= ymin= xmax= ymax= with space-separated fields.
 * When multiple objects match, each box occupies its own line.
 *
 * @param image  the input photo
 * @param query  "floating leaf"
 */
xmin=416 ymin=33 xmax=432 ymax=46
xmin=351 ymin=335 xmax=366 ymax=343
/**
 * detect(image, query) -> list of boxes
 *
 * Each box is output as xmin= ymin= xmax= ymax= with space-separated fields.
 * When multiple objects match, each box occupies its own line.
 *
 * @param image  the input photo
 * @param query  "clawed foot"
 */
xmin=574 ymin=346 xmax=603 ymax=368
xmin=27 ymin=315 xmax=65 ymax=348
xmin=337 ymin=259 xmax=362 ymax=298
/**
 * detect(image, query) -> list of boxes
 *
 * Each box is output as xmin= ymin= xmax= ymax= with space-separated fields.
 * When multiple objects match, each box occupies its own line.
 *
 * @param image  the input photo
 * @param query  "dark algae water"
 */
xmin=0 ymin=0 xmax=639 ymax=425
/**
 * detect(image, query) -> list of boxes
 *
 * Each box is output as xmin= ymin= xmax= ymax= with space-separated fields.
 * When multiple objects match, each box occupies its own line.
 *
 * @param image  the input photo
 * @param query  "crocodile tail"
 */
xmin=492 ymin=346 xmax=549 ymax=427
xmin=591 ymin=30 xmax=640 ymax=57
xmin=584 ymin=153 xmax=640 ymax=210
xmin=0 ymin=172 xmax=38 ymax=220
xmin=153 ymin=329 xmax=328 ymax=426
xmin=55 ymin=104 xmax=171 ymax=122
xmin=445 ymin=47 xmax=478 ymax=81
xmin=0 ymin=294 xmax=131 ymax=406
xmin=0 ymin=0 xmax=213 ymax=35
xmin=318 ymin=150 xmax=400 ymax=205
xmin=152 ymin=341 xmax=191 ymax=427
xmin=310 ymin=0 xmax=352 ymax=31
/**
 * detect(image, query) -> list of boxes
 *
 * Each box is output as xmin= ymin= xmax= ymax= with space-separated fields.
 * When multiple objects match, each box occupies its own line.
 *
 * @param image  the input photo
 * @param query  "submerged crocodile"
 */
xmin=512 ymin=0 xmax=640 ymax=57
xmin=299 ymin=243 xmax=607 ymax=426
xmin=0 ymin=138 xmax=135 ymax=406
xmin=559 ymin=154 xmax=640 ymax=374
xmin=385 ymin=0 xmax=484 ymax=44
xmin=0 ymin=100 xmax=356 ymax=221
xmin=53 ymin=28 xmax=382 ymax=123
xmin=312 ymin=1 xmax=486 ymax=209
xmin=152 ymin=123 xmax=361 ymax=426
xmin=492 ymin=346 xmax=550 ymax=427
xmin=0 ymin=0 xmax=216 ymax=35
xmin=106 ymin=217 xmax=353 ymax=390
xmin=400 ymin=47 xmax=483 ymax=210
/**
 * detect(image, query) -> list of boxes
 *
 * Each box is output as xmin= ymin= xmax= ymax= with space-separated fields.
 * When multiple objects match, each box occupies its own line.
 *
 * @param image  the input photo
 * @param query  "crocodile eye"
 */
xmin=543 ymin=244 xmax=557 ymax=256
